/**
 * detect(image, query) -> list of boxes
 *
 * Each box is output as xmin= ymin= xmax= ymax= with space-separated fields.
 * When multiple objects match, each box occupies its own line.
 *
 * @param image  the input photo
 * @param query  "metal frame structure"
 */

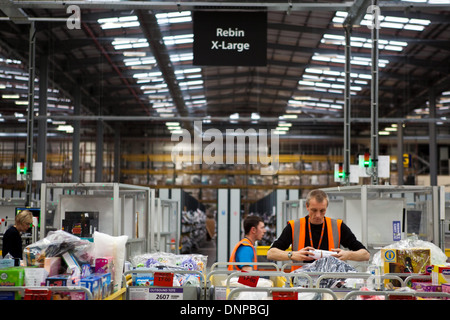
xmin=39 ymin=182 xmax=154 ymax=252
xmin=1 ymin=1 xmax=449 ymax=194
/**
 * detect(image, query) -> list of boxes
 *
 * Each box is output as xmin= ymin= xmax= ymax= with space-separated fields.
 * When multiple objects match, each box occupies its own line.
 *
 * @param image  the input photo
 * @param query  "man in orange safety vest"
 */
xmin=267 ymin=189 xmax=370 ymax=268
xmin=228 ymin=215 xmax=266 ymax=271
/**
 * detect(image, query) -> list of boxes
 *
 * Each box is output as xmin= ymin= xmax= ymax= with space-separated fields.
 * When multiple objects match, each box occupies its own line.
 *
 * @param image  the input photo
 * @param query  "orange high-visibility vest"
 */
xmin=228 ymin=238 xmax=257 ymax=271
xmin=288 ymin=217 xmax=342 ymax=270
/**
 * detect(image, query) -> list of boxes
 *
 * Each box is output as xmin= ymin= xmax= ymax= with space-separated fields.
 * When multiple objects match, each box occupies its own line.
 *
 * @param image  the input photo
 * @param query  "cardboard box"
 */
xmin=51 ymin=291 xmax=86 ymax=300
xmin=62 ymin=252 xmax=81 ymax=277
xmin=0 ymin=267 xmax=25 ymax=300
xmin=24 ymin=289 xmax=52 ymax=300
xmin=25 ymin=267 xmax=49 ymax=286
xmin=442 ymin=283 xmax=450 ymax=295
xmin=46 ymin=274 xmax=77 ymax=287
xmin=381 ymin=248 xmax=431 ymax=274
xmin=0 ymin=259 xmax=14 ymax=269
xmin=80 ymin=275 xmax=102 ymax=300
xmin=432 ymin=265 xmax=450 ymax=285
xmin=381 ymin=248 xmax=431 ymax=287
xmin=93 ymin=272 xmax=112 ymax=298
xmin=412 ymin=282 xmax=442 ymax=292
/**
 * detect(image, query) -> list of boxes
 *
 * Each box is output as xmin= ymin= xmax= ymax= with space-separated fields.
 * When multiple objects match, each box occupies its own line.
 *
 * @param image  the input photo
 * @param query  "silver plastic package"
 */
xmin=293 ymin=256 xmax=356 ymax=288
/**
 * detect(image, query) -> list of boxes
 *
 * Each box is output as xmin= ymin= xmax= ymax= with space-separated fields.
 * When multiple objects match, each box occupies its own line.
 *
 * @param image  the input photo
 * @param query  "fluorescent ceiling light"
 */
xmin=163 ymin=34 xmax=194 ymax=46
xmin=2 ymin=94 xmax=19 ymax=99
xmin=112 ymin=38 xmax=148 ymax=50
xmin=156 ymin=11 xmax=192 ymax=25
xmin=98 ymin=16 xmax=139 ymax=29
xmin=251 ymin=113 xmax=260 ymax=120
xmin=57 ymin=125 xmax=74 ymax=133
xmin=280 ymin=114 xmax=298 ymax=119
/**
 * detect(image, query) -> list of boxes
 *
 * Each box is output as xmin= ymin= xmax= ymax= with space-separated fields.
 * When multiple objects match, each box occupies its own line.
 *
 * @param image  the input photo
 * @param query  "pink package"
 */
xmin=44 ymin=257 xmax=61 ymax=276
xmin=412 ymin=282 xmax=442 ymax=292
xmin=95 ymin=257 xmax=113 ymax=274
xmin=442 ymin=283 xmax=450 ymax=294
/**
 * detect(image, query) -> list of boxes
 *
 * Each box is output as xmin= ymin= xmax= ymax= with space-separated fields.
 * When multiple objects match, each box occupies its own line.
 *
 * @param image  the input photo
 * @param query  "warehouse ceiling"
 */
xmin=0 ymin=0 xmax=450 ymax=146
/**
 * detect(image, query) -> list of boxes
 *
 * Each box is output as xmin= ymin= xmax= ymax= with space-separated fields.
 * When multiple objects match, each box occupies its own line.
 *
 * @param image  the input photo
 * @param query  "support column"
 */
xmin=396 ymin=121 xmax=404 ymax=185
xmin=72 ymin=86 xmax=81 ymax=182
xmin=114 ymin=123 xmax=121 ymax=182
xmin=95 ymin=120 xmax=104 ymax=182
xmin=25 ymin=22 xmax=36 ymax=206
xmin=429 ymin=90 xmax=437 ymax=186
xmin=370 ymin=0 xmax=379 ymax=185
xmin=343 ymin=25 xmax=352 ymax=185
xmin=37 ymin=54 xmax=48 ymax=186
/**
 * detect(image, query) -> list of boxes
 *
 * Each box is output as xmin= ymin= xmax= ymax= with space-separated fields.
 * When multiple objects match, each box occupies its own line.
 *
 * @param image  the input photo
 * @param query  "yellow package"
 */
xmin=432 ymin=265 xmax=450 ymax=285
xmin=381 ymin=248 xmax=431 ymax=287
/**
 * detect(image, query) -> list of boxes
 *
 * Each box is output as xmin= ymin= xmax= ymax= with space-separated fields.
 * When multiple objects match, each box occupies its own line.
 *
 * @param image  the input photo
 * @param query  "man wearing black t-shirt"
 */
xmin=267 ymin=189 xmax=370 ymax=263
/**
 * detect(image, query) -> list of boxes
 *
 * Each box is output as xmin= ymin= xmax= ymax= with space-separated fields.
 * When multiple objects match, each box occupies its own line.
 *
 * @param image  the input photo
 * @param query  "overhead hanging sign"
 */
xmin=193 ymin=11 xmax=267 ymax=66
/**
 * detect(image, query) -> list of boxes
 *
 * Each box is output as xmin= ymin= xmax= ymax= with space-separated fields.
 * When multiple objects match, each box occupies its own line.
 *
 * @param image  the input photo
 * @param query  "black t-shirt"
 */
xmin=2 ymin=226 xmax=23 ymax=259
xmin=270 ymin=216 xmax=368 ymax=253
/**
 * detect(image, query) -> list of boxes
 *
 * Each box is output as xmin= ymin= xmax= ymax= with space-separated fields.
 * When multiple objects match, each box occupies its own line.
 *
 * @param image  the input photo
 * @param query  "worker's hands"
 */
xmin=331 ymin=248 xmax=371 ymax=261
xmin=331 ymin=248 xmax=349 ymax=261
xmin=290 ymin=246 xmax=316 ymax=262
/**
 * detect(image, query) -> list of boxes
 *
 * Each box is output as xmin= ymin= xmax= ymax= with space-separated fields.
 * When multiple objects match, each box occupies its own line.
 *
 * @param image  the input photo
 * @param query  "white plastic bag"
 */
xmin=93 ymin=231 xmax=128 ymax=292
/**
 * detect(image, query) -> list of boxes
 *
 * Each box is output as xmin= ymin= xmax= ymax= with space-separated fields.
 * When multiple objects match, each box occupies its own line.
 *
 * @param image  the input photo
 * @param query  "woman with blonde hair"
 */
xmin=2 ymin=210 xmax=33 ymax=260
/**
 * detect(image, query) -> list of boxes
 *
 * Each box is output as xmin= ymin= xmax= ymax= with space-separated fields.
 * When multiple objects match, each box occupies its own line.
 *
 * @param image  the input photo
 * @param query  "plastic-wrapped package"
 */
xmin=371 ymin=236 xmax=447 ymax=268
xmin=93 ymin=231 xmax=128 ymax=292
xmin=293 ymin=256 xmax=356 ymax=288
xmin=130 ymin=252 xmax=208 ymax=287
xmin=131 ymin=252 xmax=208 ymax=273
xmin=23 ymin=230 xmax=94 ymax=267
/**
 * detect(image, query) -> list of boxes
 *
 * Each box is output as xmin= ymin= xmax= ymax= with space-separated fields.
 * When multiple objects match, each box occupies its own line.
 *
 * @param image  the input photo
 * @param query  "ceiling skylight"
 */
xmin=321 ymin=34 xmax=408 ymax=52
xmin=333 ymin=11 xmax=431 ymax=31
xmin=312 ymin=53 xmax=390 ymax=68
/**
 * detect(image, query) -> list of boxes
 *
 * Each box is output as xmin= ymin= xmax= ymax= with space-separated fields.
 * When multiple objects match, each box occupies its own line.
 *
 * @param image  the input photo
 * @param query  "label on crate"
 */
xmin=148 ymin=288 xmax=183 ymax=300
xmin=238 ymin=275 xmax=259 ymax=287
xmin=272 ymin=291 xmax=298 ymax=300
xmin=154 ymin=272 xmax=174 ymax=287
xmin=128 ymin=287 xmax=183 ymax=300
